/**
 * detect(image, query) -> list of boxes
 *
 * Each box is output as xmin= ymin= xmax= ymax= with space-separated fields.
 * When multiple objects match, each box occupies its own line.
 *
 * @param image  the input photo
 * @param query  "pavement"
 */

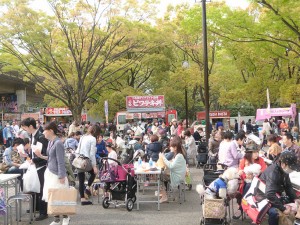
xmin=10 ymin=166 xmax=269 ymax=225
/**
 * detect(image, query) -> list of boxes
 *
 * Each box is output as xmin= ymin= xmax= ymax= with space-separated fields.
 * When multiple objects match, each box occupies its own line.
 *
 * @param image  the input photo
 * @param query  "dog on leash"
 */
xmin=196 ymin=167 xmax=239 ymax=199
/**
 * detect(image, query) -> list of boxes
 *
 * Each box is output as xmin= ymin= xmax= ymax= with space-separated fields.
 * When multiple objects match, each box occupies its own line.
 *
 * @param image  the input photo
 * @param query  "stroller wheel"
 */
xmin=132 ymin=195 xmax=136 ymax=203
xmin=102 ymin=197 xmax=110 ymax=209
xmin=126 ymin=199 xmax=134 ymax=212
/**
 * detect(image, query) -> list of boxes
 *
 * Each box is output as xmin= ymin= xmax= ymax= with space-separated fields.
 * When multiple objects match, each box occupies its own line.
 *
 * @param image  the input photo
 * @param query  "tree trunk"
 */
xmin=70 ymin=105 xmax=83 ymax=124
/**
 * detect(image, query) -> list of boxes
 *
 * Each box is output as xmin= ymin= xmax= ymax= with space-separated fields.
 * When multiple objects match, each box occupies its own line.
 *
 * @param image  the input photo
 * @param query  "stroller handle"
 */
xmin=101 ymin=157 xmax=122 ymax=165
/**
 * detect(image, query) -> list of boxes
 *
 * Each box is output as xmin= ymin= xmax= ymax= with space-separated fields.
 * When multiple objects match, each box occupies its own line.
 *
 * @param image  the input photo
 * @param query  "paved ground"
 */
xmin=6 ymin=166 xmax=269 ymax=225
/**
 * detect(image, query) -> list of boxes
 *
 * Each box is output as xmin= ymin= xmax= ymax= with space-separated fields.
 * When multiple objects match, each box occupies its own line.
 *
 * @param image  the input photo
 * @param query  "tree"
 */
xmin=0 ymin=0 xmax=147 ymax=122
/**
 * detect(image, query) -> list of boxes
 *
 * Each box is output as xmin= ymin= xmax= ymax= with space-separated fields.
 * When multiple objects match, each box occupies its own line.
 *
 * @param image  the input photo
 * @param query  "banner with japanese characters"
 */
xmin=126 ymin=95 xmax=165 ymax=109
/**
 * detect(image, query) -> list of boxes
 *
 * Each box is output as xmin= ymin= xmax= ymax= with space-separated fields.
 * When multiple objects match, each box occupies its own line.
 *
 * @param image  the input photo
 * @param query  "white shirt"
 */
xmin=108 ymin=150 xmax=118 ymax=167
xmin=185 ymin=136 xmax=197 ymax=157
xmin=76 ymin=135 xmax=97 ymax=166
xmin=170 ymin=125 xmax=176 ymax=136
xmin=218 ymin=140 xmax=232 ymax=164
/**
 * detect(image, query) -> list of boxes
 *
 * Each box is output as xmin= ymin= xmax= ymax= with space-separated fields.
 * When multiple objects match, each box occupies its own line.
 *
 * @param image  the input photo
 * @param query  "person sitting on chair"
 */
xmin=158 ymin=136 xmax=186 ymax=203
xmin=260 ymin=151 xmax=300 ymax=225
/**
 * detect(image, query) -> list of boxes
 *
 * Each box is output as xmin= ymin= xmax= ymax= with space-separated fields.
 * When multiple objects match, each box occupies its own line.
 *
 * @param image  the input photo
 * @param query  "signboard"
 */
xmin=256 ymin=104 xmax=296 ymax=121
xmin=197 ymin=110 xmax=230 ymax=120
xmin=124 ymin=112 xmax=165 ymax=120
xmin=3 ymin=113 xmax=21 ymax=121
xmin=44 ymin=107 xmax=72 ymax=115
xmin=0 ymin=94 xmax=18 ymax=113
xmin=21 ymin=113 xmax=40 ymax=120
xmin=81 ymin=113 xmax=87 ymax=122
xmin=126 ymin=95 xmax=165 ymax=109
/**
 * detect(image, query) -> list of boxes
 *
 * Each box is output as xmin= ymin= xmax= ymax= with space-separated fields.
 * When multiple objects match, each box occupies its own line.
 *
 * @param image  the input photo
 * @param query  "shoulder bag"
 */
xmin=72 ymin=136 xmax=93 ymax=172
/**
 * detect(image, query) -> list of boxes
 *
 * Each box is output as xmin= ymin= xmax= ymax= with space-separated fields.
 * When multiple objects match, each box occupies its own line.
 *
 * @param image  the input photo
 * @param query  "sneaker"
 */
xmin=81 ymin=201 xmax=93 ymax=205
xmin=62 ymin=217 xmax=70 ymax=225
xmin=50 ymin=221 xmax=61 ymax=225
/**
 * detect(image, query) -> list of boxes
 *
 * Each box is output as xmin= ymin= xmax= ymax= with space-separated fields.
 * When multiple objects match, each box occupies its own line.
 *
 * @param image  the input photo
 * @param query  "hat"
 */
xmin=279 ymin=151 xmax=299 ymax=171
xmin=171 ymin=118 xmax=177 ymax=123
xmin=106 ymin=142 xmax=113 ymax=148
xmin=245 ymin=143 xmax=260 ymax=152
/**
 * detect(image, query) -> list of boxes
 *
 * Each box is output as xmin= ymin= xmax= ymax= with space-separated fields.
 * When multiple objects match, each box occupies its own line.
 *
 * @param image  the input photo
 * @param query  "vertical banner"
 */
xmin=267 ymin=88 xmax=270 ymax=115
xmin=104 ymin=100 xmax=108 ymax=123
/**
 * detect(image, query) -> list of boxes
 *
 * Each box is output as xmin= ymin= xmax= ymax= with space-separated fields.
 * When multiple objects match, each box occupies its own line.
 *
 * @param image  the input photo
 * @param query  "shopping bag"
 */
xmin=47 ymin=187 xmax=77 ymax=215
xmin=23 ymin=164 xmax=40 ymax=193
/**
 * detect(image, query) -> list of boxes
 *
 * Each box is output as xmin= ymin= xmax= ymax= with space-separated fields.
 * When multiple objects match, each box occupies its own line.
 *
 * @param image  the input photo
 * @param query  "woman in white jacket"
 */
xmin=76 ymin=125 xmax=101 ymax=205
xmin=159 ymin=136 xmax=186 ymax=203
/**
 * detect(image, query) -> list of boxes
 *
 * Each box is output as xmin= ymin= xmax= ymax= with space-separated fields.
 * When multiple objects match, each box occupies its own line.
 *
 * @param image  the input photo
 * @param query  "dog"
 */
xmin=196 ymin=167 xmax=239 ymax=199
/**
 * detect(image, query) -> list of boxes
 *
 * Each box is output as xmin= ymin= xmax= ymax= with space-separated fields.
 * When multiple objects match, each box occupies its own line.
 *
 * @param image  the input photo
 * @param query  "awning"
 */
xmin=44 ymin=114 xmax=73 ymax=117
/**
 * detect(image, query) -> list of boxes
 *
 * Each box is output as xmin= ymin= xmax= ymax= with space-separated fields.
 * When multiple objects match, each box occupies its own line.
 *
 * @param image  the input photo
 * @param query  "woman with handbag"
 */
xmin=76 ymin=125 xmax=101 ymax=205
xmin=35 ymin=122 xmax=70 ymax=225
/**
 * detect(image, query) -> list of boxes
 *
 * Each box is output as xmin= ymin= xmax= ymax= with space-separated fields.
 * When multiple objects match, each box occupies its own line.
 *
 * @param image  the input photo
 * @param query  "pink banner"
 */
xmin=126 ymin=95 xmax=165 ymax=109
xmin=256 ymin=104 xmax=296 ymax=121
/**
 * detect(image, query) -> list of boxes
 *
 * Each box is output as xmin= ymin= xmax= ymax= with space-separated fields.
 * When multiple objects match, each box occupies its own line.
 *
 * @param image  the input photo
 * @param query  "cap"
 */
xmin=171 ymin=118 xmax=177 ymax=123
xmin=279 ymin=151 xmax=299 ymax=171
xmin=245 ymin=143 xmax=260 ymax=153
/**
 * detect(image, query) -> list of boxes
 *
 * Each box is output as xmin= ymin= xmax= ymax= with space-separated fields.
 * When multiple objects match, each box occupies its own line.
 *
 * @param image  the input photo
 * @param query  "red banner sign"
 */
xmin=44 ymin=107 xmax=72 ymax=115
xmin=197 ymin=110 xmax=230 ymax=120
xmin=126 ymin=96 xmax=165 ymax=109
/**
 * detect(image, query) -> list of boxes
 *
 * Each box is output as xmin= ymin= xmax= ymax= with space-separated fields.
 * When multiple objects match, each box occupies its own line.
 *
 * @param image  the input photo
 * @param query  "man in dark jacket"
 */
xmin=21 ymin=117 xmax=49 ymax=221
xmin=259 ymin=151 xmax=300 ymax=225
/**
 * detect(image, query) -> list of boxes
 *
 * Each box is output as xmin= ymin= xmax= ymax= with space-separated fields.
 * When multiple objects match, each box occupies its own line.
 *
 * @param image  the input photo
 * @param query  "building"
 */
xmin=0 ymin=73 xmax=44 ymax=122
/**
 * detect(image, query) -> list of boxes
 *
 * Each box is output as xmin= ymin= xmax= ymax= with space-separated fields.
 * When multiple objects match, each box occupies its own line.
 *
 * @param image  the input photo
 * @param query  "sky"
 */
xmin=160 ymin=0 xmax=249 ymax=10
xmin=30 ymin=0 xmax=250 ymax=14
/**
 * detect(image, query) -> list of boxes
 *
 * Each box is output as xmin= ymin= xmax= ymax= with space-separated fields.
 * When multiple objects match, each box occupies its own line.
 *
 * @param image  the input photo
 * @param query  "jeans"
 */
xmin=5 ymin=137 xmax=12 ymax=148
xmin=268 ymin=207 xmax=279 ymax=225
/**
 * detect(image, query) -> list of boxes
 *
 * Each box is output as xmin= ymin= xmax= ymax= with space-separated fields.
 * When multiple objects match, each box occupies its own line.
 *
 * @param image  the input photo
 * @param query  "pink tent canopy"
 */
xmin=256 ymin=104 xmax=297 ymax=121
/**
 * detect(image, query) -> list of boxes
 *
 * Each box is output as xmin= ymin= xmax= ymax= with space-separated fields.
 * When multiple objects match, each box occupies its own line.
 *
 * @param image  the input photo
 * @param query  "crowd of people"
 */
xmin=1 ymin=116 xmax=300 ymax=225
xmin=205 ymin=117 xmax=300 ymax=225
xmin=0 ymin=117 xmax=200 ymax=224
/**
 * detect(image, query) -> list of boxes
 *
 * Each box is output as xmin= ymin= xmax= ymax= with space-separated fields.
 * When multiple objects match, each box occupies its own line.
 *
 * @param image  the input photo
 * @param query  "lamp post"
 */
xmin=201 ymin=0 xmax=210 ymax=143
xmin=182 ymin=61 xmax=189 ymax=129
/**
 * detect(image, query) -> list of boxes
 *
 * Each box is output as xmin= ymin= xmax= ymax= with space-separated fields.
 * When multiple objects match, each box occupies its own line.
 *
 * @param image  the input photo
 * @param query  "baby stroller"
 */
xmin=196 ymin=141 xmax=208 ymax=168
xmin=200 ymin=196 xmax=230 ymax=225
xmin=202 ymin=164 xmax=224 ymax=187
xmin=200 ymin=164 xmax=230 ymax=225
xmin=99 ymin=157 xmax=137 ymax=211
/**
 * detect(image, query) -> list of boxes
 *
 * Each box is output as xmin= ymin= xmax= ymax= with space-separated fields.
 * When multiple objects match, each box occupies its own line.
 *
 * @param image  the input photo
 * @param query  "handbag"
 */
xmin=72 ymin=155 xmax=92 ymax=172
xmin=72 ymin=135 xmax=93 ymax=172
xmin=99 ymin=160 xmax=116 ymax=182
xmin=0 ymin=162 xmax=9 ymax=173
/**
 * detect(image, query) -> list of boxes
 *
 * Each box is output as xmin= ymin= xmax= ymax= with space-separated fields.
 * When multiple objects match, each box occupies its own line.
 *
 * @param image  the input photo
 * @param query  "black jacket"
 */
xmin=29 ymin=130 xmax=49 ymax=168
xmin=193 ymin=131 xmax=201 ymax=142
xmin=259 ymin=163 xmax=297 ymax=211
xmin=146 ymin=142 xmax=162 ymax=162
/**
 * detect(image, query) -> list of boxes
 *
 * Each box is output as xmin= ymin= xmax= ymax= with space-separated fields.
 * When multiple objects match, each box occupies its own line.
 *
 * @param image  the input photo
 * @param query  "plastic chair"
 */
xmin=7 ymin=193 xmax=34 ymax=224
xmin=167 ymin=180 xmax=186 ymax=204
